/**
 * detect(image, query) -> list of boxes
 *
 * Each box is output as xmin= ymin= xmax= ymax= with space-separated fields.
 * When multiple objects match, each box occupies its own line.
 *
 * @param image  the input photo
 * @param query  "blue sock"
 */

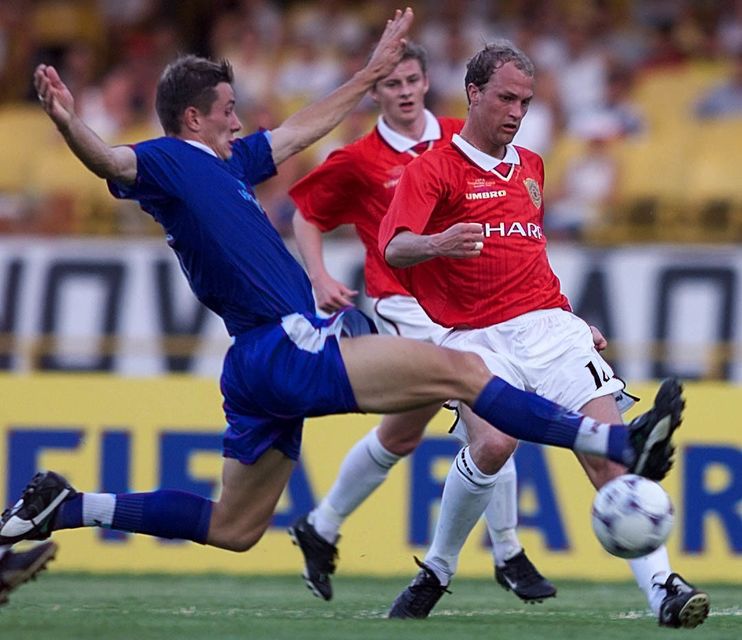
xmin=472 ymin=377 xmax=628 ymax=464
xmin=53 ymin=493 xmax=84 ymax=530
xmin=607 ymin=425 xmax=629 ymax=464
xmin=111 ymin=490 xmax=213 ymax=544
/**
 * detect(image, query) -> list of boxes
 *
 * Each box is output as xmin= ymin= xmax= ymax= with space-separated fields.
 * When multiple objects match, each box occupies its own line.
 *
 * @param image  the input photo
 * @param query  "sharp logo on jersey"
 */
xmin=466 ymin=178 xmax=506 ymax=200
xmin=483 ymin=221 xmax=543 ymax=239
xmin=523 ymin=177 xmax=542 ymax=208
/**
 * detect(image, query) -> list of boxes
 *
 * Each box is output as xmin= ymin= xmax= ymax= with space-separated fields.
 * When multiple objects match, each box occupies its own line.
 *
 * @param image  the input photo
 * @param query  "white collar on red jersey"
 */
xmin=451 ymin=134 xmax=521 ymax=170
xmin=376 ymin=109 xmax=442 ymax=152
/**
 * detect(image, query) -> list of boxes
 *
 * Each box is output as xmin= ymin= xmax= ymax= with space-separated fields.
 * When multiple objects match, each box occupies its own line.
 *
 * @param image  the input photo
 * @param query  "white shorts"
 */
xmin=373 ymin=295 xmax=452 ymax=344
xmin=440 ymin=308 xmax=632 ymax=413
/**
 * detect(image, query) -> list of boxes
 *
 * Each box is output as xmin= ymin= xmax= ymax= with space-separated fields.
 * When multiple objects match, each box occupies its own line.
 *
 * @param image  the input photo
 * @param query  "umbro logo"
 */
xmin=465 ymin=189 xmax=506 ymax=200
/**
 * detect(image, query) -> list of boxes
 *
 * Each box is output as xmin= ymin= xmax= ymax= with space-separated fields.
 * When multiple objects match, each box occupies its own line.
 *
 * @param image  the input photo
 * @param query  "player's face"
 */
xmin=468 ymin=62 xmax=533 ymax=156
xmin=371 ymin=58 xmax=429 ymax=131
xmin=199 ymin=82 xmax=242 ymax=160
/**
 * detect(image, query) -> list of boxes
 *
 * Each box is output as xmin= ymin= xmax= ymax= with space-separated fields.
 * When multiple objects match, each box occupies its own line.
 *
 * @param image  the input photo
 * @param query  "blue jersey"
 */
xmin=108 ymin=133 xmax=315 ymax=336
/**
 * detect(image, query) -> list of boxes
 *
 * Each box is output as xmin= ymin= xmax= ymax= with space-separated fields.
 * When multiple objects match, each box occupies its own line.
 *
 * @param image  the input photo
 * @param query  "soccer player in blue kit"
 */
xmin=1 ymin=8 xmax=684 ymax=607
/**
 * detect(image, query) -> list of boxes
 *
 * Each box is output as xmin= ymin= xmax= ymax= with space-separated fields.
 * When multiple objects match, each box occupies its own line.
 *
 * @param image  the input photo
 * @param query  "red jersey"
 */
xmin=378 ymin=135 xmax=570 ymax=328
xmin=289 ymin=115 xmax=464 ymax=298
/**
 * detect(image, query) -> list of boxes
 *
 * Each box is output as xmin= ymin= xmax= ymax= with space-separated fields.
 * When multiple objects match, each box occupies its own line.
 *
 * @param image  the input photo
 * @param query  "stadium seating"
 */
xmin=575 ymin=62 xmax=740 ymax=244
xmin=0 ymin=58 xmax=739 ymax=241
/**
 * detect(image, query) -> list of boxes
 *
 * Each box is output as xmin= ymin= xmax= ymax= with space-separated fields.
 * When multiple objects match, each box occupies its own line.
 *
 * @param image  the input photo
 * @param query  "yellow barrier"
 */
xmin=0 ymin=375 xmax=739 ymax=580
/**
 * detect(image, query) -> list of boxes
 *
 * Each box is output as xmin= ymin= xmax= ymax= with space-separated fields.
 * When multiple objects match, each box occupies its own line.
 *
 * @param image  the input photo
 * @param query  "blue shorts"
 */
xmin=220 ymin=309 xmax=376 ymax=464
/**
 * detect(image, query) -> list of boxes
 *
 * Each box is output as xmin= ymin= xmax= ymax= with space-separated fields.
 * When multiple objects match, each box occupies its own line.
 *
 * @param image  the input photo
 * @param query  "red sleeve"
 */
xmin=378 ymin=156 xmax=444 ymax=255
xmin=288 ymin=147 xmax=364 ymax=232
xmin=537 ymin=152 xmax=545 ymax=188
xmin=536 ymin=153 xmax=545 ymax=221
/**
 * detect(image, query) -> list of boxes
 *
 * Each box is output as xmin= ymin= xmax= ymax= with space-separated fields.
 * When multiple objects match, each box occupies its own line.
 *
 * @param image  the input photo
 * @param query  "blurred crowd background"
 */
xmin=0 ymin=0 xmax=740 ymax=243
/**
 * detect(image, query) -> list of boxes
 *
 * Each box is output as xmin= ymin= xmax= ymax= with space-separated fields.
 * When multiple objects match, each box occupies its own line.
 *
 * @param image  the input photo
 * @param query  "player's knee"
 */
xmin=218 ymin=527 xmax=266 ymax=553
xmin=446 ymin=350 xmax=491 ymax=393
xmin=471 ymin=432 xmax=517 ymax=472
xmin=208 ymin=509 xmax=270 ymax=552
xmin=382 ymin=432 xmax=422 ymax=456
xmin=378 ymin=425 xmax=424 ymax=456
xmin=458 ymin=350 xmax=489 ymax=376
xmin=378 ymin=413 xmax=429 ymax=456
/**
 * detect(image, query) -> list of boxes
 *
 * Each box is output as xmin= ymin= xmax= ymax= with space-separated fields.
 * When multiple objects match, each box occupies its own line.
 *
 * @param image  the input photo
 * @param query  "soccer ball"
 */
xmin=591 ymin=474 xmax=674 ymax=559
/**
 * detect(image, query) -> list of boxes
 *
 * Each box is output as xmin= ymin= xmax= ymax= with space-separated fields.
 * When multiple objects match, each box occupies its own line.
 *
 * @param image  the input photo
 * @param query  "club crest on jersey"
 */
xmin=523 ymin=177 xmax=542 ymax=208
xmin=465 ymin=177 xmax=506 ymax=200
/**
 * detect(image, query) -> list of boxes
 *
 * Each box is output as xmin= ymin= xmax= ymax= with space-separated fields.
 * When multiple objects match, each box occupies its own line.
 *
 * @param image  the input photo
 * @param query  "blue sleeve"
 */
xmin=107 ymin=139 xmax=176 ymax=205
xmin=229 ymin=130 xmax=277 ymax=186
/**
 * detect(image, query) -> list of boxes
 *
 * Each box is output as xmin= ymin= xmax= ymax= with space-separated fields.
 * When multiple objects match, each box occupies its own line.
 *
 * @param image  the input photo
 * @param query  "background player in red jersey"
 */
xmin=379 ymin=40 xmax=709 ymax=629
xmin=289 ymin=42 xmax=554 ymax=604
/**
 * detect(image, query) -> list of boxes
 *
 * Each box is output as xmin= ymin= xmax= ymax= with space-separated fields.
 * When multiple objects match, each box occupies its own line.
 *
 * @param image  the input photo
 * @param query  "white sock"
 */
xmin=309 ymin=427 xmax=401 ymax=543
xmin=82 ymin=493 xmax=116 ymax=527
xmin=629 ymin=544 xmax=671 ymax=615
xmin=574 ymin=418 xmax=610 ymax=456
xmin=483 ymin=456 xmax=522 ymax=565
xmin=425 ymin=447 xmax=498 ymax=585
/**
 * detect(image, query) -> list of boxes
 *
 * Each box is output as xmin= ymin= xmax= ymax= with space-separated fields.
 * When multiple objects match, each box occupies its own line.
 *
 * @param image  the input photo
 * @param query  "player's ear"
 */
xmin=466 ymin=83 xmax=480 ymax=106
xmin=182 ymin=106 xmax=201 ymax=132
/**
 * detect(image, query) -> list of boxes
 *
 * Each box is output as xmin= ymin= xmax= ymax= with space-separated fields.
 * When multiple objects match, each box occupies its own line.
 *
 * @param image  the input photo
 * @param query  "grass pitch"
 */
xmin=1 ymin=574 xmax=740 ymax=640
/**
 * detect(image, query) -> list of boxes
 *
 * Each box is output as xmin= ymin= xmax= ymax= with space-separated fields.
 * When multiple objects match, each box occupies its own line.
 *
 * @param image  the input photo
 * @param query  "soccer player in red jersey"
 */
xmin=379 ymin=41 xmax=709 ymax=628
xmin=289 ymin=42 xmax=554 ymax=604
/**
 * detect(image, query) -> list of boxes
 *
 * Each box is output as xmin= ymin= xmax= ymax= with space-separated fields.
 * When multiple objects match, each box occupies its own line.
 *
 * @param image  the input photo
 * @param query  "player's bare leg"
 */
xmin=339 ymin=335 xmax=680 ymax=478
xmin=377 ymin=405 xmax=439 ymax=455
xmin=461 ymin=405 xmax=516 ymax=473
xmin=340 ymin=335 xmax=486 ymax=412
xmin=208 ymin=450 xmax=295 ymax=551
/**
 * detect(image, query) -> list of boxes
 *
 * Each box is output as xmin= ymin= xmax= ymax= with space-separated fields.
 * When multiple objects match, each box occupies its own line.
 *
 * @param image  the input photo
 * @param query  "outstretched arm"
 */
xmin=385 ymin=223 xmax=485 ymax=268
xmin=270 ymin=7 xmax=413 ymax=165
xmin=34 ymin=64 xmax=137 ymax=185
xmin=292 ymin=210 xmax=358 ymax=312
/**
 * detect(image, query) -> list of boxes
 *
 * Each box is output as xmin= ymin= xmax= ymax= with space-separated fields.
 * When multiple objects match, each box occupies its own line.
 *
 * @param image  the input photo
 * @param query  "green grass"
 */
xmin=2 ymin=574 xmax=740 ymax=640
